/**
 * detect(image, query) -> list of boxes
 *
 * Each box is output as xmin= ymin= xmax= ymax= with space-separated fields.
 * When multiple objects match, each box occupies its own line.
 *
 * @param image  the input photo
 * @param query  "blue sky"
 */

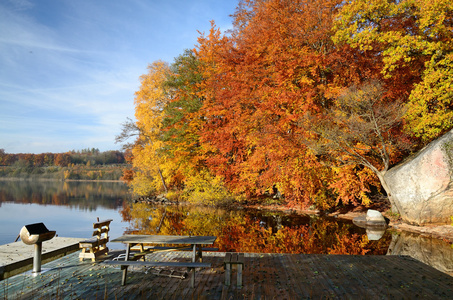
xmin=0 ymin=0 xmax=237 ymax=154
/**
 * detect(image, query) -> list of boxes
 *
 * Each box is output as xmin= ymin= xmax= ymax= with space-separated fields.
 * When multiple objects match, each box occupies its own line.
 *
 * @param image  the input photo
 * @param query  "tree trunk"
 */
xmin=376 ymin=172 xmax=399 ymax=214
xmin=157 ymin=168 xmax=168 ymax=193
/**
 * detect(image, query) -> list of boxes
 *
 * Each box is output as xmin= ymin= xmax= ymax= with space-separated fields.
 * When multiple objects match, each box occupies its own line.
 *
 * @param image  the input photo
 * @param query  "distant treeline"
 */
xmin=0 ymin=148 xmax=127 ymax=180
xmin=0 ymin=148 xmax=125 ymax=167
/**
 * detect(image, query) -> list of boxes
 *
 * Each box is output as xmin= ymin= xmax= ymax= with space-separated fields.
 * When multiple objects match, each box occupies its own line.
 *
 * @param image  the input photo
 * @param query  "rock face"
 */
xmin=384 ymin=129 xmax=453 ymax=225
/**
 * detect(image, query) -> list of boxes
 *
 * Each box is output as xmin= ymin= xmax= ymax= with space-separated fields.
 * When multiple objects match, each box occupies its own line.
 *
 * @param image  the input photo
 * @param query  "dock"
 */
xmin=1 ymin=250 xmax=452 ymax=299
xmin=0 ymin=237 xmax=81 ymax=280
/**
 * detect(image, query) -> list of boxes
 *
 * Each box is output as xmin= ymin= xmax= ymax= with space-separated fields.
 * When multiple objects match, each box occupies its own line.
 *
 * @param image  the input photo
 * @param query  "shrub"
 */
xmin=182 ymin=171 xmax=236 ymax=206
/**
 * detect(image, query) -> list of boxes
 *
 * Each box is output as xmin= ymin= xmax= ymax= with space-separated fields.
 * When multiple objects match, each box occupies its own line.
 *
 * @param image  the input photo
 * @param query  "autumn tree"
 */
xmin=159 ymin=49 xmax=238 ymax=204
xmin=54 ymin=153 xmax=71 ymax=167
xmin=309 ymin=81 xmax=412 ymax=211
xmin=195 ymin=0 xmax=363 ymax=207
xmin=0 ymin=149 xmax=7 ymax=165
xmin=333 ymin=0 xmax=453 ymax=142
xmin=125 ymin=0 xmax=451 ymax=208
xmin=128 ymin=61 xmax=172 ymax=196
xmin=160 ymin=49 xmax=206 ymax=186
xmin=33 ymin=154 xmax=45 ymax=167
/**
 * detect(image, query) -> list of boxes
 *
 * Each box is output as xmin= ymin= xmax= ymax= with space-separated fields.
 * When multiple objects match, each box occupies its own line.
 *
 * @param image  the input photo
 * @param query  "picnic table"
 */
xmin=105 ymin=235 xmax=217 ymax=286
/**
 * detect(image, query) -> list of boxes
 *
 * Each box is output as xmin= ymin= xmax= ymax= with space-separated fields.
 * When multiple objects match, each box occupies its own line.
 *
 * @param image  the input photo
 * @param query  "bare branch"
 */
xmin=115 ymin=118 xmax=140 ymax=150
xmin=306 ymin=80 xmax=410 ymax=177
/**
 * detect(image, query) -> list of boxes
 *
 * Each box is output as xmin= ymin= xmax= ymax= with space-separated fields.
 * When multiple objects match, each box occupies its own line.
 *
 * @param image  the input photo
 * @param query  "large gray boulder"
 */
xmin=384 ymin=129 xmax=453 ymax=225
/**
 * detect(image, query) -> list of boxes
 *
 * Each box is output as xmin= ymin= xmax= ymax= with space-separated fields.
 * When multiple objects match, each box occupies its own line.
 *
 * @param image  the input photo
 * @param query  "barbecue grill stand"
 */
xmin=19 ymin=223 xmax=56 ymax=274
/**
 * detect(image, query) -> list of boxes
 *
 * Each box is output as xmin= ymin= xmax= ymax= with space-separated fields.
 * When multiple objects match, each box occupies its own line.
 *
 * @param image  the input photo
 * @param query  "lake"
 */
xmin=0 ymin=179 xmax=452 ymax=275
xmin=0 ymin=180 xmax=129 ymax=249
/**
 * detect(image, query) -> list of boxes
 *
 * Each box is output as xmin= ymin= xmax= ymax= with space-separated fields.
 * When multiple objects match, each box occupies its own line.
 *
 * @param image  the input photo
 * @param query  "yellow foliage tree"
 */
xmin=131 ymin=61 xmax=172 ymax=196
xmin=333 ymin=0 xmax=453 ymax=142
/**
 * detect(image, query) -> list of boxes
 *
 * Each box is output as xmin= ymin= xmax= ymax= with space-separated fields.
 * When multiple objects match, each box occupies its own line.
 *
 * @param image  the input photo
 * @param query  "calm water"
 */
xmin=0 ymin=180 xmax=452 ymax=275
xmin=0 ymin=180 xmax=129 ymax=249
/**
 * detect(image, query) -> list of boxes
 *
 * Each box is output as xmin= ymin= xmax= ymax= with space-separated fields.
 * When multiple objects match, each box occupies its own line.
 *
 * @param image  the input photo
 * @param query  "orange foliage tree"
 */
xmin=194 ymin=0 xmax=382 ymax=207
xmin=125 ymin=0 xmax=452 ymax=209
xmin=308 ymin=81 xmax=414 ymax=211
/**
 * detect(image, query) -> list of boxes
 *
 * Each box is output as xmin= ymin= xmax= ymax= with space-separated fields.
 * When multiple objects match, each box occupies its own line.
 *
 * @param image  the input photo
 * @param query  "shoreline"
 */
xmin=132 ymin=196 xmax=453 ymax=244
xmin=242 ymin=202 xmax=453 ymax=244
xmin=0 ymin=177 xmax=124 ymax=183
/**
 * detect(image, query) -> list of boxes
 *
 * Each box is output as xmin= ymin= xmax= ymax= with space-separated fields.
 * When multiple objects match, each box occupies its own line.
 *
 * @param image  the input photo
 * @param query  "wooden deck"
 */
xmin=0 ymin=237 xmax=82 ymax=280
xmin=1 ymin=250 xmax=452 ymax=299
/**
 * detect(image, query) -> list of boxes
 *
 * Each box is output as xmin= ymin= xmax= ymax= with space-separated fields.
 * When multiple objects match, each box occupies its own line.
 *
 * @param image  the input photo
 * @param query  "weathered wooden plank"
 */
xmin=359 ymin=255 xmax=405 ymax=298
xmin=134 ymin=251 xmax=170 ymax=298
xmin=111 ymin=234 xmax=217 ymax=245
xmin=382 ymin=255 xmax=453 ymax=298
xmin=154 ymin=251 xmax=191 ymax=298
xmin=327 ymin=255 xmax=374 ymax=298
xmin=92 ymin=219 xmax=113 ymax=228
xmin=312 ymin=255 xmax=360 ymax=298
xmin=0 ymin=237 xmax=82 ymax=280
xmin=265 ymin=254 xmax=282 ymax=298
xmin=251 ymin=253 xmax=268 ymax=299
xmin=192 ymin=255 xmax=218 ymax=298
xmin=104 ymin=260 xmax=211 ymax=268
xmin=275 ymin=255 xmax=295 ymax=297
xmin=2 ymin=250 xmax=453 ymax=299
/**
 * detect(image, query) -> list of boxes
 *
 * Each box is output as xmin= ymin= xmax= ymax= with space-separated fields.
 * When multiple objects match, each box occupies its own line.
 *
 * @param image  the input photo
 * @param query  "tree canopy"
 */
xmin=122 ymin=0 xmax=453 ymax=210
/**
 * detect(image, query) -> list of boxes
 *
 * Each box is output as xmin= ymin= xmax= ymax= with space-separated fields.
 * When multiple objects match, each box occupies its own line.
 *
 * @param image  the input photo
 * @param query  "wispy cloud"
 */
xmin=0 ymin=0 xmax=237 ymax=154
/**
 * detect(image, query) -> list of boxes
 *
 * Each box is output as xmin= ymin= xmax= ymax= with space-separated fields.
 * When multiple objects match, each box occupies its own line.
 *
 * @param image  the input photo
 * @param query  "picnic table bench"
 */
xmin=103 ymin=260 xmax=212 ymax=286
xmin=105 ymin=235 xmax=217 ymax=287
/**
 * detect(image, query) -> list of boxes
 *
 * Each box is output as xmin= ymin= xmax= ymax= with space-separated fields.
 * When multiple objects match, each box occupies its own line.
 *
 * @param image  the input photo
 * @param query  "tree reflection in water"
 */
xmin=0 ymin=180 xmax=127 ymax=210
xmin=120 ymin=203 xmax=392 ymax=255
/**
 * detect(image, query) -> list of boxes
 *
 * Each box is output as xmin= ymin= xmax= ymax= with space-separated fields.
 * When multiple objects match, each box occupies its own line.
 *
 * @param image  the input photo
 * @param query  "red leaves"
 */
xmin=194 ymin=0 xmax=348 ymax=205
xmin=130 ymin=0 xmax=436 ymax=209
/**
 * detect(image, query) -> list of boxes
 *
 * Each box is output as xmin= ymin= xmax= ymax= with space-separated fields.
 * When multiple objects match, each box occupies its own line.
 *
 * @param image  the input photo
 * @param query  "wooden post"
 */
xmin=225 ymin=263 xmax=231 ymax=286
xmin=190 ymin=267 xmax=195 ymax=288
xmin=121 ymin=266 xmax=128 ymax=286
xmin=197 ymin=245 xmax=202 ymax=262
xmin=237 ymin=263 xmax=242 ymax=287
xmin=224 ymin=253 xmax=244 ymax=287
xmin=191 ymin=244 xmax=196 ymax=287
xmin=224 ymin=253 xmax=232 ymax=286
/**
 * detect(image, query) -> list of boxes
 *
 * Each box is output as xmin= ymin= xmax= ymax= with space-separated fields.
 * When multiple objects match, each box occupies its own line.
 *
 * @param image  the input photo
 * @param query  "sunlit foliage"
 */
xmin=333 ymin=0 xmax=453 ymax=142
xmin=130 ymin=61 xmax=172 ymax=196
xmin=125 ymin=0 xmax=453 ymax=209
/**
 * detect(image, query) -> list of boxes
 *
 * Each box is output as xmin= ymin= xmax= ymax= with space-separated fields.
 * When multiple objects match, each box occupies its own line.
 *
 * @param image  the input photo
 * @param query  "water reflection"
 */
xmin=366 ymin=227 xmax=386 ymax=241
xmin=387 ymin=232 xmax=453 ymax=276
xmin=0 ymin=180 xmax=129 ymax=246
xmin=120 ymin=203 xmax=392 ymax=255
xmin=0 ymin=180 xmax=128 ymax=210
xmin=120 ymin=203 xmax=453 ymax=276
